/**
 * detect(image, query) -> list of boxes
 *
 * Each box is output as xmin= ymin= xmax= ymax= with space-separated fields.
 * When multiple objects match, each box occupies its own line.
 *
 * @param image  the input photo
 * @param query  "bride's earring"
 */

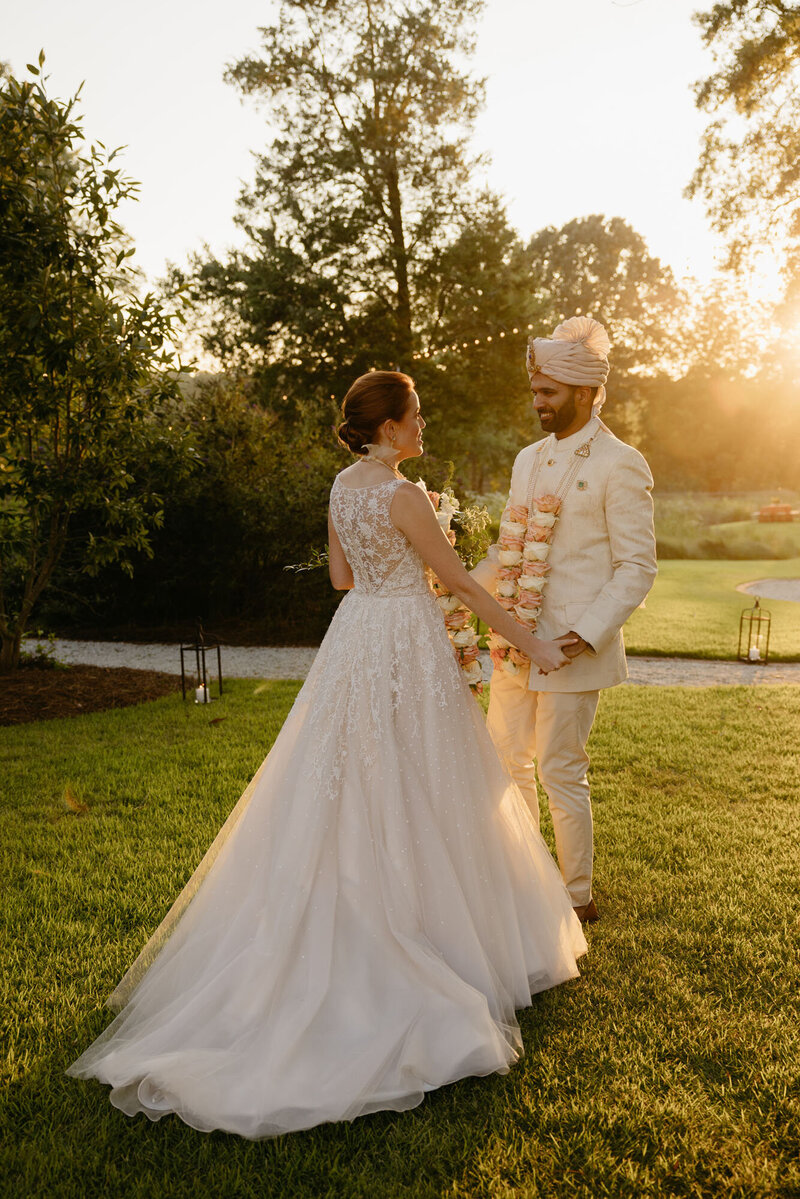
xmin=390 ymin=432 xmax=397 ymax=448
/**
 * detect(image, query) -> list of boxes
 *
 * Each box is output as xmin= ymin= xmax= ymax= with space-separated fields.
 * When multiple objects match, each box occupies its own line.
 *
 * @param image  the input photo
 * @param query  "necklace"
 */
xmin=361 ymin=443 xmax=404 ymax=478
xmin=526 ymin=422 xmax=601 ymax=510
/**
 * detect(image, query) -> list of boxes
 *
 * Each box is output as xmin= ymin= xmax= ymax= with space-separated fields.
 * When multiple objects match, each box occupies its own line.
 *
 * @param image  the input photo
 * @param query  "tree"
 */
xmin=0 ymin=62 xmax=185 ymax=670
xmin=180 ymin=1 xmax=559 ymax=487
xmin=689 ymin=1 xmax=800 ymax=293
xmin=639 ymin=278 xmax=800 ymax=492
xmin=525 ymin=216 xmax=682 ymax=443
xmin=223 ymin=0 xmax=485 ymax=368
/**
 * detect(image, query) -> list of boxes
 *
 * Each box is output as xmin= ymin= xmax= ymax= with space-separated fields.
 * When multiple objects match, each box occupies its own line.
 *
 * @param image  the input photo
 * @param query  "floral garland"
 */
xmin=487 ymin=495 xmax=562 ymax=676
xmin=417 ymin=481 xmax=484 ymax=694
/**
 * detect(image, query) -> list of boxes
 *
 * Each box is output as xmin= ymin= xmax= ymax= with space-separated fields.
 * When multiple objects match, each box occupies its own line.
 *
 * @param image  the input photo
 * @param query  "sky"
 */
xmin=4 ymin=0 xmax=721 ymax=286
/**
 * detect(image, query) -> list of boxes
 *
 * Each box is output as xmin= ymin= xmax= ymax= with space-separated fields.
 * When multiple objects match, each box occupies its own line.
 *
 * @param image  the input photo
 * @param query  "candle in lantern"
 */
xmin=747 ymin=645 xmax=761 ymax=662
xmin=195 ymin=683 xmax=208 ymax=703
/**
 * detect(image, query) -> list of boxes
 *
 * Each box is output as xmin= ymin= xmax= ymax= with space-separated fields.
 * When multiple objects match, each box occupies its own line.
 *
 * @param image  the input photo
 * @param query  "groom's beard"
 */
xmin=537 ymin=394 xmax=576 ymax=434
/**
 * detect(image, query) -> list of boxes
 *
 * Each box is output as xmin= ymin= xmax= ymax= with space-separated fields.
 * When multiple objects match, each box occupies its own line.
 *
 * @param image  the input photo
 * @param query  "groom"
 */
xmin=472 ymin=317 xmax=657 ymax=922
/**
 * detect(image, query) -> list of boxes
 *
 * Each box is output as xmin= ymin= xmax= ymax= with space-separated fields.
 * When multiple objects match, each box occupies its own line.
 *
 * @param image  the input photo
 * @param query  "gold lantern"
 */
xmin=738 ymin=598 xmax=771 ymax=664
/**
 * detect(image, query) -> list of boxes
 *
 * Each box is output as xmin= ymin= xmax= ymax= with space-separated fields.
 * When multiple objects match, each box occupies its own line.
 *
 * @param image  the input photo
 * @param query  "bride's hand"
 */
xmin=522 ymin=634 xmax=578 ymax=674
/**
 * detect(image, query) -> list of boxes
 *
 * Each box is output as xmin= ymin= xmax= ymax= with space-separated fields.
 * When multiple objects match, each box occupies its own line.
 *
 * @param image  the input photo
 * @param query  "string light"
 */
xmin=411 ymin=325 xmax=531 ymax=361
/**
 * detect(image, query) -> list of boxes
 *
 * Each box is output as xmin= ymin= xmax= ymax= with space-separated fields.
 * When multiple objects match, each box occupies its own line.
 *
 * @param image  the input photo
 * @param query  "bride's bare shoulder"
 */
xmin=390 ymin=481 xmax=433 ymax=520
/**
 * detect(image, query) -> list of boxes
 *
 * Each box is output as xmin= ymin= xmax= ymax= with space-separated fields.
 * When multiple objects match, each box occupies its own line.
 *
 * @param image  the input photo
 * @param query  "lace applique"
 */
xmin=296 ymin=475 xmax=459 ymax=803
xmin=329 ymin=476 xmax=430 ymax=598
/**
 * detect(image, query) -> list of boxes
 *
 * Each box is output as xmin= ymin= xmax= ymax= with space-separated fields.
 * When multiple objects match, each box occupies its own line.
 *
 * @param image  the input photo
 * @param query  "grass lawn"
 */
xmin=624 ymin=558 xmax=800 ymax=661
xmin=2 ymin=681 xmax=799 ymax=1198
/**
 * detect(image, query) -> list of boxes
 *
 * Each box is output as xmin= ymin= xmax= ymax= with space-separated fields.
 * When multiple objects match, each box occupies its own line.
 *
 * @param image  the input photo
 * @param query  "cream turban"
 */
xmin=526 ymin=316 xmax=611 ymax=411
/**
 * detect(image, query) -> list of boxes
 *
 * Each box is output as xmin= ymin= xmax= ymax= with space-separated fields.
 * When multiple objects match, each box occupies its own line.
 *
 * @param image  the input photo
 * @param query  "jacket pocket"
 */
xmin=564 ymin=602 xmax=589 ymax=625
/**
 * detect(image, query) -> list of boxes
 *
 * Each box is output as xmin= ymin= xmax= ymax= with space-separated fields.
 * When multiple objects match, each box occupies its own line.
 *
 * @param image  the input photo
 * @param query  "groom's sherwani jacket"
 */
xmin=472 ymin=417 xmax=657 ymax=692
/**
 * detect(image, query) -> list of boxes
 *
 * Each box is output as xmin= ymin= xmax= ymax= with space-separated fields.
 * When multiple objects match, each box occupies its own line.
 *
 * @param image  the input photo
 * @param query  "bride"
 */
xmin=68 ymin=370 xmax=586 ymax=1139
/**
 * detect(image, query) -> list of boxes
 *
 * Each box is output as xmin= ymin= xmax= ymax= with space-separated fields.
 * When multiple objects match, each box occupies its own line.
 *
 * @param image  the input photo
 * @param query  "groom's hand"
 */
xmin=561 ymin=631 xmax=590 ymax=659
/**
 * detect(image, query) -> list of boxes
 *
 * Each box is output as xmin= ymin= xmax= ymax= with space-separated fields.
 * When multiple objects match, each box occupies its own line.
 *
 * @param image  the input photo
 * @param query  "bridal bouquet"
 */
xmin=487 ymin=495 xmax=561 ymax=676
xmin=418 ymin=481 xmax=485 ymax=694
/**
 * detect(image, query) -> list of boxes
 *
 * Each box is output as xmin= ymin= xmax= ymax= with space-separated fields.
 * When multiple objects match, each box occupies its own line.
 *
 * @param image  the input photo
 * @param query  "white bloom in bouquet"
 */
xmin=436 ymin=593 xmax=462 ymax=613
xmin=518 ymin=575 xmax=546 ymax=593
xmin=439 ymin=492 xmax=460 ymax=520
xmin=498 ymin=549 xmax=523 ymax=567
xmin=452 ymin=628 xmax=479 ymax=648
xmin=414 ymin=478 xmax=429 ymax=493
xmin=531 ymin=512 xmax=557 ymax=528
xmin=500 ymin=519 xmax=527 ymax=538
xmin=523 ymin=542 xmax=550 ymax=562
xmin=497 ymin=580 xmax=517 ymax=598
xmin=462 ymin=660 xmax=483 ymax=685
xmin=436 ymin=511 xmax=452 ymax=531
xmin=501 ymin=657 xmax=521 ymax=675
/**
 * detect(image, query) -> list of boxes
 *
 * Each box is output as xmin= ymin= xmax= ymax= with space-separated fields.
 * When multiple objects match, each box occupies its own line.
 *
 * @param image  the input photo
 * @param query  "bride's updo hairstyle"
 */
xmin=336 ymin=371 xmax=415 ymax=455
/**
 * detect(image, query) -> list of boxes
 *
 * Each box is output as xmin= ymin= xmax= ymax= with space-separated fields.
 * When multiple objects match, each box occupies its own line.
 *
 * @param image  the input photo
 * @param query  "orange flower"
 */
xmin=533 ymin=494 xmax=561 ymax=514
xmin=525 ymin=525 xmax=551 ymax=543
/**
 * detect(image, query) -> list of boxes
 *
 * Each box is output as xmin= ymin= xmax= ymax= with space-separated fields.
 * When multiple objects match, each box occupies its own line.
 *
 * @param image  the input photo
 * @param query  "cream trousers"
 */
xmin=487 ymin=671 xmax=600 ymax=907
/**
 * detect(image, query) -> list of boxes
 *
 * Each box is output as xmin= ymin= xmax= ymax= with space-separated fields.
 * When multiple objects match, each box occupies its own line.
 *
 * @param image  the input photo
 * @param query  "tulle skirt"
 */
xmin=67 ymin=588 xmax=586 ymax=1138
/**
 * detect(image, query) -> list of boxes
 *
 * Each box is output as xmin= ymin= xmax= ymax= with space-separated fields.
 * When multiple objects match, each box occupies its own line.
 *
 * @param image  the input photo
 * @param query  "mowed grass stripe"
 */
xmin=2 ymin=681 xmax=798 ymax=1198
xmin=624 ymin=557 xmax=800 ymax=661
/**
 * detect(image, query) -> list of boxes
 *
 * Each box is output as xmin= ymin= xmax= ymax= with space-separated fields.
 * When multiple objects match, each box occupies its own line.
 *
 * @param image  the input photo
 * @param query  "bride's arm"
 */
xmin=328 ymin=510 xmax=354 ymax=590
xmin=391 ymin=484 xmax=573 ymax=674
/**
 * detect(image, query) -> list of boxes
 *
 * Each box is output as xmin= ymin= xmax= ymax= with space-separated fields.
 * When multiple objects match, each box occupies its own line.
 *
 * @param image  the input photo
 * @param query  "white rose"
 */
xmin=436 ymin=594 xmax=462 ymax=613
xmin=518 ymin=575 xmax=546 ymax=593
xmin=436 ymin=511 xmax=452 ymax=531
xmin=501 ymin=658 xmax=520 ymax=675
xmin=462 ymin=660 xmax=483 ymax=684
xmin=452 ymin=628 xmax=478 ymax=647
xmin=496 ymin=580 xmax=517 ymax=598
xmin=515 ymin=602 xmax=541 ymax=623
xmin=523 ymin=542 xmax=550 ymax=562
xmin=489 ymin=634 xmax=511 ymax=650
xmin=498 ymin=549 xmax=523 ymax=567
xmin=531 ymin=512 xmax=557 ymax=528
xmin=500 ymin=519 xmax=527 ymax=538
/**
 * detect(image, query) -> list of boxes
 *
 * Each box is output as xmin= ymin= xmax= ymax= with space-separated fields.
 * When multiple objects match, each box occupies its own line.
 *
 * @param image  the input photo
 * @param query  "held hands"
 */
xmin=523 ymin=634 xmax=579 ymax=675
xmin=560 ymin=630 xmax=590 ymax=660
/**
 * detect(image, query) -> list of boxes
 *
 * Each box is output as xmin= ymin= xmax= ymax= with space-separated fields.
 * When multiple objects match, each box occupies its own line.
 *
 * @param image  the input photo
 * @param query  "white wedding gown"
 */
xmin=68 ymin=475 xmax=586 ymax=1139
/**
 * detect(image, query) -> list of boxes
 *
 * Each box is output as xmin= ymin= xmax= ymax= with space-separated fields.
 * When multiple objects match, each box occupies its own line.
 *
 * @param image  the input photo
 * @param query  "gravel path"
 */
xmin=737 ymin=578 xmax=800 ymax=603
xmin=27 ymin=638 xmax=800 ymax=687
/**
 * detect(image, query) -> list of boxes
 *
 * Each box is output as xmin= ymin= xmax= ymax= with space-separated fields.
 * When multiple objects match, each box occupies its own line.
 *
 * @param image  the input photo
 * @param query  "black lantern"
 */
xmin=738 ymin=598 xmax=771 ymax=664
xmin=180 ymin=620 xmax=224 ymax=703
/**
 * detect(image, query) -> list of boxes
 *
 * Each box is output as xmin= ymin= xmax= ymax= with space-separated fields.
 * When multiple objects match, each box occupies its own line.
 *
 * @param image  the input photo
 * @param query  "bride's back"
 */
xmin=330 ymin=473 xmax=429 ymax=598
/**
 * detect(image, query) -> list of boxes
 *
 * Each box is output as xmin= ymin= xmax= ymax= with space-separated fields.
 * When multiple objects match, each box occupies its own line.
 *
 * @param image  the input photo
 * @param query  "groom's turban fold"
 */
xmin=526 ymin=317 xmax=611 ymax=410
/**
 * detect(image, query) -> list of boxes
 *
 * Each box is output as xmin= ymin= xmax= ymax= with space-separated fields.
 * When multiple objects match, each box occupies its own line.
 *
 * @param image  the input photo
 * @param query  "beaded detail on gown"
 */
xmin=67 ymin=474 xmax=586 ymax=1139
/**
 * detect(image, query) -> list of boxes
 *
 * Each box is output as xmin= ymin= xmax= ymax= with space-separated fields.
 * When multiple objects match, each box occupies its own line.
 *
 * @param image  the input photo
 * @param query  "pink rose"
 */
xmin=525 ymin=526 xmax=551 ymax=543
xmin=497 ymin=567 xmax=520 ymax=582
xmin=515 ymin=599 xmax=541 ymax=621
xmin=445 ymin=609 xmax=470 ymax=630
xmin=533 ymin=494 xmax=561 ymax=514
xmin=496 ymin=595 xmax=516 ymax=611
xmin=507 ymin=504 xmax=529 ymax=524
xmin=523 ymin=561 xmax=550 ymax=577
xmin=427 ymin=490 xmax=440 ymax=509
xmin=460 ymin=645 xmax=480 ymax=664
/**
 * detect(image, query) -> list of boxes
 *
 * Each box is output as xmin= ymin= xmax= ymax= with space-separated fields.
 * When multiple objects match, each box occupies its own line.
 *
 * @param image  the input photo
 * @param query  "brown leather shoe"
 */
xmin=574 ymin=898 xmax=600 ymax=923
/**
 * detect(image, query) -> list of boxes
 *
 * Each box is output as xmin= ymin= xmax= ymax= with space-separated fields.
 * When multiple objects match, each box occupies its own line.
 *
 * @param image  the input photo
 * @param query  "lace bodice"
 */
xmin=330 ymin=475 xmax=430 ymax=597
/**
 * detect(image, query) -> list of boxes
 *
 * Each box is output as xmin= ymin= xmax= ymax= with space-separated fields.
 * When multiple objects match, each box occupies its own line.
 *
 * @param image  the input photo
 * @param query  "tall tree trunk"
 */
xmin=384 ymin=155 xmax=413 ymax=364
xmin=0 ymin=630 xmax=22 ymax=673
